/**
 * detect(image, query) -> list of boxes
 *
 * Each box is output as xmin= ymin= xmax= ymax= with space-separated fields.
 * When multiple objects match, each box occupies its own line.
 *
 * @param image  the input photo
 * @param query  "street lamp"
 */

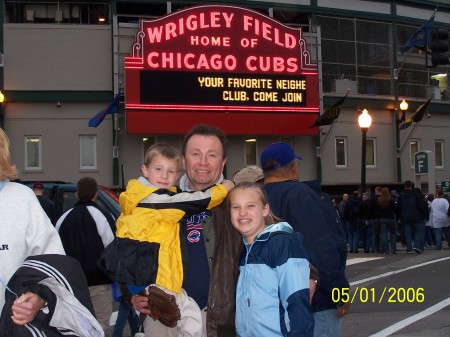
xmin=400 ymin=99 xmax=408 ymax=121
xmin=0 ymin=91 xmax=5 ymax=129
xmin=358 ymin=109 xmax=372 ymax=196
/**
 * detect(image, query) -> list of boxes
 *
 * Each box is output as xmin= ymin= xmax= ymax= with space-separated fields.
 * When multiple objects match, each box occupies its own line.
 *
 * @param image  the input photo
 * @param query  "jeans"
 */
xmin=403 ymin=221 xmax=425 ymax=252
xmin=364 ymin=221 xmax=375 ymax=252
xmin=313 ymin=309 xmax=342 ymax=337
xmin=112 ymin=299 xmax=140 ymax=337
xmin=433 ymin=227 xmax=450 ymax=250
xmin=425 ymin=226 xmax=435 ymax=246
xmin=372 ymin=219 xmax=381 ymax=252
xmin=350 ymin=222 xmax=360 ymax=252
xmin=344 ymin=220 xmax=352 ymax=248
xmin=380 ymin=218 xmax=396 ymax=253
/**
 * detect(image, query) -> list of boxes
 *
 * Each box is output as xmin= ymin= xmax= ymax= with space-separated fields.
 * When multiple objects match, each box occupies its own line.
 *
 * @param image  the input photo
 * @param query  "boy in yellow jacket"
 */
xmin=100 ymin=143 xmax=233 ymax=337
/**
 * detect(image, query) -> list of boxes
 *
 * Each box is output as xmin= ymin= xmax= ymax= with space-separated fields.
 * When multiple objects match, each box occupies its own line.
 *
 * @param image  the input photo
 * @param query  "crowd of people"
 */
xmin=1 ymin=123 xmax=449 ymax=337
xmin=337 ymin=182 xmax=450 ymax=255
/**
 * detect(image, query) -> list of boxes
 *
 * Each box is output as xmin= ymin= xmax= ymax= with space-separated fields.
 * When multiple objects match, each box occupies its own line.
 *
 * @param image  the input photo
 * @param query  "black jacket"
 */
xmin=56 ymin=200 xmax=115 ymax=286
xmin=0 ymin=254 xmax=102 ymax=337
xmin=397 ymin=189 xmax=427 ymax=223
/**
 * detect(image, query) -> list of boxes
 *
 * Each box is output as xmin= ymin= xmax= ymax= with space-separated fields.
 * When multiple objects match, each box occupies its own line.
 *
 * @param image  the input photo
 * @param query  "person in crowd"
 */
xmin=229 ymin=182 xmax=314 ymax=337
xmin=396 ymin=181 xmax=427 ymax=254
xmin=101 ymin=143 xmax=233 ymax=337
xmin=346 ymin=191 xmax=362 ymax=253
xmin=425 ymin=194 xmax=435 ymax=248
xmin=130 ymin=126 xmax=318 ymax=337
xmin=338 ymin=194 xmax=350 ymax=248
xmin=261 ymin=142 xmax=350 ymax=337
xmin=232 ymin=165 xmax=264 ymax=185
xmin=0 ymin=127 xmax=66 ymax=326
xmin=359 ymin=192 xmax=374 ymax=253
xmin=32 ymin=181 xmax=57 ymax=225
xmin=429 ymin=188 xmax=450 ymax=250
xmin=368 ymin=186 xmax=382 ymax=253
xmin=376 ymin=187 xmax=397 ymax=254
xmin=55 ymin=176 xmax=116 ymax=333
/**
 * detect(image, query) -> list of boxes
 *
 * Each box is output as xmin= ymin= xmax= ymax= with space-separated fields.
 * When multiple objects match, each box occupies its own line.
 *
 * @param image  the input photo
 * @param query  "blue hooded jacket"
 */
xmin=235 ymin=222 xmax=314 ymax=337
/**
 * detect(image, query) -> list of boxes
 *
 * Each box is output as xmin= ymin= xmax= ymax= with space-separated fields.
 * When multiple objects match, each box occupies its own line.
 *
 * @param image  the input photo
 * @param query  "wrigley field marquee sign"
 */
xmin=125 ymin=5 xmax=319 ymax=134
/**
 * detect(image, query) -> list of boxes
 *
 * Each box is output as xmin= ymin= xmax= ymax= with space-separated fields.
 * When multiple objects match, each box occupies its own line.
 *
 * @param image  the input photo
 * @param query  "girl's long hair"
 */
xmin=0 ymin=128 xmax=18 ymax=180
xmin=378 ymin=187 xmax=391 ymax=209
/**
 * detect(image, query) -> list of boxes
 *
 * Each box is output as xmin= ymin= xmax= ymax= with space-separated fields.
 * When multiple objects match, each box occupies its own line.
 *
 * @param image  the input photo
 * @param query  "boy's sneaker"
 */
xmin=413 ymin=248 xmax=422 ymax=254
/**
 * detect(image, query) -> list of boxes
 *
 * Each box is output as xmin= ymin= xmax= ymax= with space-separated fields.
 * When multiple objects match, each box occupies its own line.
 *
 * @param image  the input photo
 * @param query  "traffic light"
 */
xmin=430 ymin=29 xmax=449 ymax=67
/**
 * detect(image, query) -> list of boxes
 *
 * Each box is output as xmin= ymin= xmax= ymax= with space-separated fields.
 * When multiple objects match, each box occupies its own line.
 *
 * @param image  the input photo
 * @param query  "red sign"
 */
xmin=125 ymin=5 xmax=319 ymax=135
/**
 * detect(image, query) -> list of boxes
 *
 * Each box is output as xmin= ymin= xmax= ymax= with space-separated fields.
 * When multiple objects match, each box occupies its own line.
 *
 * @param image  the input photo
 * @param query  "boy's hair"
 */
xmin=181 ymin=124 xmax=227 ymax=159
xmin=0 ymin=128 xmax=18 ymax=180
xmin=77 ymin=177 xmax=98 ymax=202
xmin=227 ymin=181 xmax=282 ymax=225
xmin=144 ymin=143 xmax=182 ymax=169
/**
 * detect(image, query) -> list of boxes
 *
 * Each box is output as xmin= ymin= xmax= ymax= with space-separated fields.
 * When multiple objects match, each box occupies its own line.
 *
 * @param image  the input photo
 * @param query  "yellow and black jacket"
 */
xmin=99 ymin=177 xmax=228 ymax=294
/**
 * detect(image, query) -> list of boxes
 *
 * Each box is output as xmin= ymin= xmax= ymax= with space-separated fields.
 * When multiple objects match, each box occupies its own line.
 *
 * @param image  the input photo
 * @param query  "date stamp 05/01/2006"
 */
xmin=332 ymin=287 xmax=425 ymax=304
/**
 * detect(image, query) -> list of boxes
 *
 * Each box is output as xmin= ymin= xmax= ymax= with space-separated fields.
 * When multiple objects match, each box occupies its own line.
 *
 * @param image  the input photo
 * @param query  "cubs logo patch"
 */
xmin=187 ymin=230 xmax=201 ymax=243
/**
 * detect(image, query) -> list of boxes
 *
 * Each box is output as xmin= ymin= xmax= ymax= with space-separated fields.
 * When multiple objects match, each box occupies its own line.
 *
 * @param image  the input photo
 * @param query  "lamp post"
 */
xmin=358 ymin=109 xmax=372 ymax=196
xmin=0 ymin=91 xmax=5 ymax=129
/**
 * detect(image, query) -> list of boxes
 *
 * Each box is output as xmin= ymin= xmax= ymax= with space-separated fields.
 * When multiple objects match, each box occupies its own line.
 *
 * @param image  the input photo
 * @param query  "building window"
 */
xmin=5 ymin=2 xmax=110 ymax=24
xmin=366 ymin=138 xmax=376 ymax=167
xmin=435 ymin=140 xmax=444 ymax=168
xmin=142 ymin=137 xmax=156 ymax=163
xmin=319 ymin=16 xmax=392 ymax=96
xmin=245 ymin=138 xmax=257 ymax=166
xmin=80 ymin=135 xmax=97 ymax=169
xmin=410 ymin=139 xmax=420 ymax=167
xmin=335 ymin=137 xmax=347 ymax=167
xmin=25 ymin=136 xmax=42 ymax=170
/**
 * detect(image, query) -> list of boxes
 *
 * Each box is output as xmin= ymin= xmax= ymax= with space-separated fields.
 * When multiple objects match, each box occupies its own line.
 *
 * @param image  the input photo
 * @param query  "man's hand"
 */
xmin=337 ymin=300 xmax=350 ymax=319
xmin=131 ymin=294 xmax=151 ymax=315
xmin=11 ymin=292 xmax=46 ymax=325
xmin=221 ymin=179 xmax=235 ymax=191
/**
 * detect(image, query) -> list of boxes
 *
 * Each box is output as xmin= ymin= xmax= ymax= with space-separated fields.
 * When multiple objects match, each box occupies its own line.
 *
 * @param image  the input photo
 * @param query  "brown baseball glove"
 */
xmin=141 ymin=286 xmax=181 ymax=328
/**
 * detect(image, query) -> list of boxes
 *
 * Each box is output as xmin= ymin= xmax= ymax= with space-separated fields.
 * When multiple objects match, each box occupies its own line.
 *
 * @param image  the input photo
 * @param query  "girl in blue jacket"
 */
xmin=228 ymin=182 xmax=314 ymax=337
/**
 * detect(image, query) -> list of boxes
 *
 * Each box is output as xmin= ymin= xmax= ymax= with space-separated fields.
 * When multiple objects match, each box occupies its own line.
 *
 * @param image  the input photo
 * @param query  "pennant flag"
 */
xmin=400 ymin=14 xmax=435 ymax=54
xmin=88 ymin=93 xmax=121 ymax=128
xmin=309 ymin=93 xmax=348 ymax=128
xmin=399 ymin=96 xmax=432 ymax=130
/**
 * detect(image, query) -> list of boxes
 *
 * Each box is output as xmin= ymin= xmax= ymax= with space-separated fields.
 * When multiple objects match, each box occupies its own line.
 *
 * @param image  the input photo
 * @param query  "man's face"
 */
xmin=183 ymin=134 xmax=226 ymax=191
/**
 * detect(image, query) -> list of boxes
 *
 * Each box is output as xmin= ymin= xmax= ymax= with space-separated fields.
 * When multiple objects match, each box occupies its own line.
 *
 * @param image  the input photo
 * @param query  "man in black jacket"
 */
xmin=55 ymin=177 xmax=115 ymax=333
xmin=397 ymin=180 xmax=427 ymax=254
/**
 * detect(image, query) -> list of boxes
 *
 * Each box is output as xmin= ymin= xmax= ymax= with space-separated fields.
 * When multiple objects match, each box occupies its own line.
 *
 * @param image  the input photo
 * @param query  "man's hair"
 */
xmin=144 ymin=143 xmax=181 ymax=169
xmin=0 ymin=128 xmax=18 ymax=180
xmin=404 ymin=180 xmax=413 ymax=189
xmin=182 ymin=124 xmax=227 ymax=159
xmin=77 ymin=177 xmax=98 ymax=202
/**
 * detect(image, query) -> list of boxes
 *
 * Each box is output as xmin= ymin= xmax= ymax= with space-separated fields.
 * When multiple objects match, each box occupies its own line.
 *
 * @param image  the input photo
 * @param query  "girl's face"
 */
xmin=229 ymin=188 xmax=270 ymax=244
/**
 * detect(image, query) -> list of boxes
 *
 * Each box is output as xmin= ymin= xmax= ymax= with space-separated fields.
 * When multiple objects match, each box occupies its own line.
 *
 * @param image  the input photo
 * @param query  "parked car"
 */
xmin=24 ymin=181 xmax=121 ymax=221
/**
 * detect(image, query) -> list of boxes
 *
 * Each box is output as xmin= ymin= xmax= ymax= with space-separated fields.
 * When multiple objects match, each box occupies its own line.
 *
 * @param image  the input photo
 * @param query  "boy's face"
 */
xmin=141 ymin=154 xmax=181 ymax=189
